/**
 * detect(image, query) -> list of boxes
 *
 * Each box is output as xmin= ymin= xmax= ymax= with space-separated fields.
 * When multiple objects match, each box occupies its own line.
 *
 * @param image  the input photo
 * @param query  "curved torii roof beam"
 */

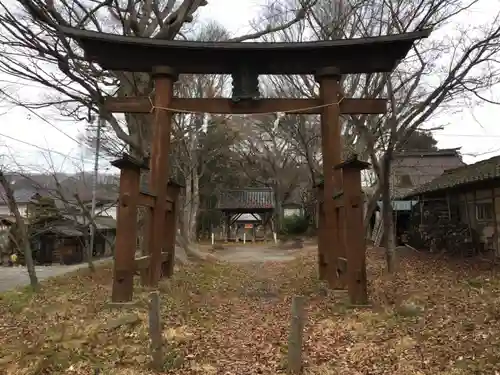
xmin=60 ymin=26 xmax=431 ymax=75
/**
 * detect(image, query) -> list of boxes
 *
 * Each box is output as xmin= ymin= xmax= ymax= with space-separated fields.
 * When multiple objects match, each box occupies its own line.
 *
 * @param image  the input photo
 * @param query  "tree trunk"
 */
xmin=274 ymin=188 xmax=283 ymax=232
xmin=183 ymin=172 xmax=193 ymax=241
xmin=363 ymin=184 xmax=382 ymax=233
xmin=84 ymin=234 xmax=96 ymax=272
xmin=189 ymin=170 xmax=200 ymax=241
xmin=380 ymin=156 xmax=396 ymax=273
xmin=0 ymin=171 xmax=39 ymax=290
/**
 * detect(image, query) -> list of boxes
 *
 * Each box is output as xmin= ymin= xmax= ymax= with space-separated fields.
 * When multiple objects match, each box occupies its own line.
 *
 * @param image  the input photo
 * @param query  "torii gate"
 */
xmin=61 ymin=26 xmax=431 ymax=304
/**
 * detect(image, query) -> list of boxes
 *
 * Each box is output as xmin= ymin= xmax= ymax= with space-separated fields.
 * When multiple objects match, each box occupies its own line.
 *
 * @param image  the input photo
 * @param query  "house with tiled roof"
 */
xmin=404 ymin=155 xmax=500 ymax=256
xmin=369 ymin=148 xmax=465 ymax=246
xmin=0 ymin=173 xmax=118 ymax=218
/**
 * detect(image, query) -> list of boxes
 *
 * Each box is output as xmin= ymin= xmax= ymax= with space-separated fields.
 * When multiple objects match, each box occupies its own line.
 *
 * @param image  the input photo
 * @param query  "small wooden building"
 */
xmin=216 ymin=188 xmax=275 ymax=242
xmin=405 ymin=155 xmax=500 ymax=257
xmin=31 ymin=223 xmax=85 ymax=265
xmin=63 ymin=214 xmax=116 ymax=257
xmin=1 ymin=215 xmax=116 ymax=265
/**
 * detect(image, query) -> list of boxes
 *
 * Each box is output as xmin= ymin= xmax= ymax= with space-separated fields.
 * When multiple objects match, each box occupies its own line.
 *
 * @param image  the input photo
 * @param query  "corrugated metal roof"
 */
xmin=94 ymin=216 xmax=117 ymax=229
xmin=62 ymin=214 xmax=116 ymax=229
xmin=51 ymin=225 xmax=84 ymax=237
xmin=0 ymin=188 xmax=38 ymax=204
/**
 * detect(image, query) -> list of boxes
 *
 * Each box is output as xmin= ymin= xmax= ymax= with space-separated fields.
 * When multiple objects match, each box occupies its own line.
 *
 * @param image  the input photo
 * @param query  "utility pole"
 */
xmin=88 ymin=115 xmax=103 ymax=266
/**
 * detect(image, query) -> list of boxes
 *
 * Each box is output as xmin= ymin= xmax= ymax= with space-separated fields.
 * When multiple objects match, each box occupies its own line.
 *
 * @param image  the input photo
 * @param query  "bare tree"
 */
xmin=0 ymin=0 xmax=319 ymax=253
xmin=168 ymin=21 xmax=231 ymax=241
xmin=256 ymin=0 xmax=500 ymax=271
xmin=0 ymin=169 xmax=39 ymax=290
xmin=233 ymin=115 xmax=306 ymax=228
xmin=0 ymin=0 xmax=316 ymax=155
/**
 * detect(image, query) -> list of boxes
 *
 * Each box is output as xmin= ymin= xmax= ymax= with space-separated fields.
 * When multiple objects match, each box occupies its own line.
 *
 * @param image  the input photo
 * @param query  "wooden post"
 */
xmin=492 ymin=188 xmax=499 ymax=256
xmin=141 ymin=192 xmax=152 ymax=287
xmin=162 ymin=181 xmax=181 ymax=278
xmin=225 ymin=213 xmax=230 ymax=242
xmin=148 ymin=291 xmax=163 ymax=371
xmin=316 ymin=67 xmax=345 ymax=289
xmin=446 ymin=193 xmax=452 ymax=220
xmin=335 ymin=156 xmax=370 ymax=305
xmin=147 ymin=66 xmax=176 ymax=287
xmin=111 ymin=155 xmax=142 ymax=302
xmin=287 ymin=296 xmax=305 ymax=374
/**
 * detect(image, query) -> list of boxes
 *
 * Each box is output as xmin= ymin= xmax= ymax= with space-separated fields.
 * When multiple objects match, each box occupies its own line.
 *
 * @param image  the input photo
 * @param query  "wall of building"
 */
xmin=458 ymin=187 xmax=500 ymax=256
xmin=0 ymin=203 xmax=28 ymax=217
xmin=283 ymin=207 xmax=303 ymax=217
xmin=410 ymin=185 xmax=500 ymax=256
xmin=98 ymin=204 xmax=117 ymax=219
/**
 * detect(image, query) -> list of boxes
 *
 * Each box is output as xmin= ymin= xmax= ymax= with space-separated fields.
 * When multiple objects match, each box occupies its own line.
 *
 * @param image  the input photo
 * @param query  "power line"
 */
xmin=434 ymin=133 xmax=500 ymax=138
xmin=0 ymin=131 xmax=94 ymax=163
xmin=1 ymin=90 xmax=87 ymax=147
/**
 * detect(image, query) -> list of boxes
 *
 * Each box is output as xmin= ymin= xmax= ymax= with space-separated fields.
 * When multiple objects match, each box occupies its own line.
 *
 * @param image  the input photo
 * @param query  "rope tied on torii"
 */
xmin=146 ymin=95 xmax=346 ymax=133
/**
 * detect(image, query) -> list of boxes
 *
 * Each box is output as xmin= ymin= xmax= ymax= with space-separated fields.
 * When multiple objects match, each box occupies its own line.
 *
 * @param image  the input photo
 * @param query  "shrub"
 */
xmin=281 ymin=215 xmax=309 ymax=236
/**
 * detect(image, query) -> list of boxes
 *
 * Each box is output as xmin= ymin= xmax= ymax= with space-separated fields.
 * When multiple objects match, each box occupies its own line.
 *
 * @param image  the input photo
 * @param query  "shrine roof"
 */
xmin=217 ymin=188 xmax=275 ymax=212
xmin=60 ymin=26 xmax=431 ymax=75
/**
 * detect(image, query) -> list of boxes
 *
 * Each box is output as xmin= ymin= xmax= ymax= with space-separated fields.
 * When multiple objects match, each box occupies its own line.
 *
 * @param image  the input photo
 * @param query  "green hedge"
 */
xmin=281 ymin=215 xmax=309 ymax=235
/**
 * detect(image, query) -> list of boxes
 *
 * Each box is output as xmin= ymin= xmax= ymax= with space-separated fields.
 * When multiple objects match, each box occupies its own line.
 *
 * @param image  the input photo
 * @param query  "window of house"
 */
xmin=476 ymin=202 xmax=494 ymax=221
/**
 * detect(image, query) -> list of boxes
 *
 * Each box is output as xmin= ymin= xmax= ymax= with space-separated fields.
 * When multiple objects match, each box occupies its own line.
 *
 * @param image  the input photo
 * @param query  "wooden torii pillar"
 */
xmin=146 ymin=67 xmax=176 ymax=287
xmin=334 ymin=155 xmax=371 ymax=305
xmin=162 ymin=181 xmax=182 ymax=278
xmin=314 ymin=180 xmax=327 ymax=280
xmin=315 ymin=67 xmax=346 ymax=289
xmin=110 ymin=67 xmax=181 ymax=302
xmin=110 ymin=154 xmax=180 ymax=302
xmin=315 ymin=67 xmax=382 ymax=290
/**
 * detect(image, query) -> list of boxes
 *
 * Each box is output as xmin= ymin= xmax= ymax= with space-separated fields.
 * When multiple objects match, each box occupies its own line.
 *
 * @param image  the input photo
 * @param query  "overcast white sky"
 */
xmin=0 ymin=0 xmax=499 ymax=174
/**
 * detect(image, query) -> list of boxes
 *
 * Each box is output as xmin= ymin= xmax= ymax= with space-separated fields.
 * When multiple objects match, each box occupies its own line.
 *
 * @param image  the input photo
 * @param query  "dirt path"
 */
xmin=0 ymin=245 xmax=303 ymax=293
xmin=211 ymin=244 xmax=304 ymax=263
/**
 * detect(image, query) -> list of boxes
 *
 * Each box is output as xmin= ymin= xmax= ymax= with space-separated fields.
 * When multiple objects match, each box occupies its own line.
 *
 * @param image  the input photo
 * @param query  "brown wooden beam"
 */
xmin=317 ymin=67 xmax=346 ymax=290
xmin=341 ymin=163 xmax=369 ymax=305
xmin=138 ymin=192 xmax=155 ymax=208
xmin=111 ymin=167 xmax=140 ymax=302
xmin=162 ymin=184 xmax=181 ymax=278
xmin=147 ymin=67 xmax=175 ymax=287
xmin=104 ymin=97 xmax=387 ymax=115
xmin=134 ymin=252 xmax=169 ymax=272
xmin=138 ymin=192 xmax=173 ymax=211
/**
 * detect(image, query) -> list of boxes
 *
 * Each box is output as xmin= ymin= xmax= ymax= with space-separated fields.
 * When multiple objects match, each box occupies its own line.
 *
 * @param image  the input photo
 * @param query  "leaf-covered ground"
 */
xmin=1 ymin=248 xmax=500 ymax=375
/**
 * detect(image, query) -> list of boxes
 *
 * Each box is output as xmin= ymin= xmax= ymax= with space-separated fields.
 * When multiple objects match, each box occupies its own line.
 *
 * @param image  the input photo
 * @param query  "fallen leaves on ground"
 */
xmin=0 ymin=247 xmax=499 ymax=375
